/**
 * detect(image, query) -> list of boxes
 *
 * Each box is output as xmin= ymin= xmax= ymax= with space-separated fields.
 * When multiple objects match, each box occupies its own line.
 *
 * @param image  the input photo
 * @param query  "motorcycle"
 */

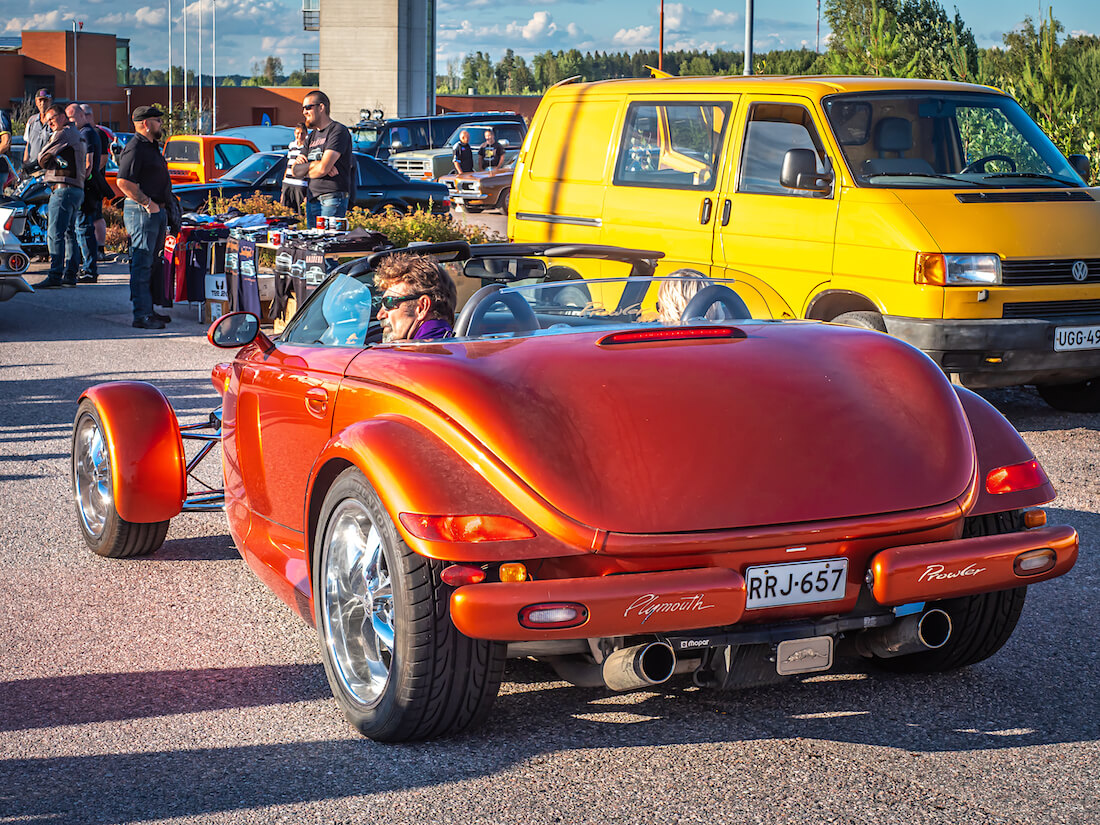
xmin=0 ymin=201 xmax=33 ymax=301
xmin=3 ymin=174 xmax=50 ymax=258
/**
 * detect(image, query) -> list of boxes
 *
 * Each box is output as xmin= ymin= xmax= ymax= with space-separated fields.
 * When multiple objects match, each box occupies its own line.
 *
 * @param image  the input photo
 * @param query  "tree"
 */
xmin=250 ymin=56 xmax=284 ymax=86
xmin=826 ymin=0 xmax=917 ymax=77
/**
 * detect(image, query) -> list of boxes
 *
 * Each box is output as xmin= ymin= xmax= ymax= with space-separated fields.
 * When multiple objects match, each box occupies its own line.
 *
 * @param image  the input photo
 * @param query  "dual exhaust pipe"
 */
xmin=592 ymin=608 xmax=952 ymax=691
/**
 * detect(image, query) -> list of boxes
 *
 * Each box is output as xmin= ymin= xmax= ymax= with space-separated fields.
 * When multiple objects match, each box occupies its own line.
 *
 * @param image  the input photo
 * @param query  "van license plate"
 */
xmin=1054 ymin=325 xmax=1100 ymax=351
xmin=745 ymin=559 xmax=848 ymax=609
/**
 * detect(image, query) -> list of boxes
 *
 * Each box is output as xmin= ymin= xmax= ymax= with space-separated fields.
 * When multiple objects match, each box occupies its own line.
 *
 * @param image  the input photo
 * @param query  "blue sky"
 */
xmin=3 ymin=0 xmax=1098 ymax=77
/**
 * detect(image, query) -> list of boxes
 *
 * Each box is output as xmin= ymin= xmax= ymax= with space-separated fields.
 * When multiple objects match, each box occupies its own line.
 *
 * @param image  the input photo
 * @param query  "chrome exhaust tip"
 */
xmin=602 ymin=642 xmax=677 ymax=691
xmin=855 ymin=608 xmax=953 ymax=659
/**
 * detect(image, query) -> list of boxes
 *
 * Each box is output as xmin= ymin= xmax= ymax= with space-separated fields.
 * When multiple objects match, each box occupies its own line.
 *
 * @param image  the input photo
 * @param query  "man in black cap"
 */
xmin=23 ymin=89 xmax=53 ymax=167
xmin=116 ymin=106 xmax=172 ymax=329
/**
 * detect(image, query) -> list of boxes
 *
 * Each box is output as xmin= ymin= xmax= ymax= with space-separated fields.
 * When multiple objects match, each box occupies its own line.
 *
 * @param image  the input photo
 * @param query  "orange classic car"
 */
xmin=439 ymin=162 xmax=514 ymax=213
xmin=163 ymin=134 xmax=259 ymax=185
xmin=72 ymin=242 xmax=1078 ymax=742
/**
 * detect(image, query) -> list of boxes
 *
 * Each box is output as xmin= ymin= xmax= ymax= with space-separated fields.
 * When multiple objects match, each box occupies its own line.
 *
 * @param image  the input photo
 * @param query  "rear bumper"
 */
xmin=0 ymin=275 xmax=33 ymax=301
xmin=885 ymin=315 xmax=1100 ymax=387
xmin=449 ymin=525 xmax=1078 ymax=641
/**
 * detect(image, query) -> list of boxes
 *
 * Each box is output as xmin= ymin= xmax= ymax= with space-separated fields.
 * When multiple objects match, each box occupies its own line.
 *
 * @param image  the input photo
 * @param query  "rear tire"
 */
xmin=496 ymin=188 xmax=510 ymax=213
xmin=832 ymin=310 xmax=887 ymax=332
xmin=1036 ymin=379 xmax=1100 ymax=413
xmin=875 ymin=510 xmax=1027 ymax=673
xmin=72 ymin=399 xmax=170 ymax=558
xmin=313 ymin=467 xmax=505 ymax=741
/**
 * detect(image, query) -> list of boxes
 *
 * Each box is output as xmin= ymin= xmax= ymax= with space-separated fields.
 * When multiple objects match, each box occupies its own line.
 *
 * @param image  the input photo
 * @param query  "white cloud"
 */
xmin=707 ymin=9 xmax=739 ymax=27
xmin=613 ymin=24 xmax=653 ymax=47
xmin=4 ymin=11 xmax=68 ymax=32
xmin=515 ymin=11 xmax=556 ymax=40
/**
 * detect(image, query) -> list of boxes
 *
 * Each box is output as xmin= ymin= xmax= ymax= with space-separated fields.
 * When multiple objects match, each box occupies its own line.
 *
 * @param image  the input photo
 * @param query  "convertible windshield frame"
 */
xmin=218 ymin=152 xmax=283 ymax=185
xmin=822 ymin=90 xmax=1085 ymax=190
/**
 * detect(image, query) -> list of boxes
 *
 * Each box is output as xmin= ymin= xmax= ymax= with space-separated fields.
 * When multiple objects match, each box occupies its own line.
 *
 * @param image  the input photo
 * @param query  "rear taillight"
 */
xmin=399 ymin=513 xmax=535 ymax=542
xmin=985 ymin=459 xmax=1047 ymax=494
xmin=2 ymin=212 xmax=12 ymax=231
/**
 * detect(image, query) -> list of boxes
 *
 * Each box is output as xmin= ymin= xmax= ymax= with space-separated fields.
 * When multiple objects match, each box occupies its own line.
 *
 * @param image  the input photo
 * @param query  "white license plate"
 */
xmin=745 ymin=558 xmax=848 ymax=609
xmin=1054 ymin=324 xmax=1100 ymax=351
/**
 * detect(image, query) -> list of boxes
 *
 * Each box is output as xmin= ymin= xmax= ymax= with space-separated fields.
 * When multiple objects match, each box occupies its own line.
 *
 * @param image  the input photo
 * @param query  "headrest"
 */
xmin=874 ymin=117 xmax=913 ymax=154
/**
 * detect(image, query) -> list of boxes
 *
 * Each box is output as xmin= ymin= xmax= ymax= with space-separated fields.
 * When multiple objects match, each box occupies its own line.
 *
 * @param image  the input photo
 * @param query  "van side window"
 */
xmin=613 ymin=102 xmax=730 ymax=191
xmin=738 ymin=104 xmax=829 ymax=197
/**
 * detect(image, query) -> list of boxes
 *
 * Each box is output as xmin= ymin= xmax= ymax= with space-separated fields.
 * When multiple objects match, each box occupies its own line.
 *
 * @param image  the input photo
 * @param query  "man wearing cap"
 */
xmin=116 ymin=106 xmax=172 ymax=329
xmin=23 ymin=89 xmax=53 ymax=167
xmin=37 ymin=104 xmax=86 ymax=288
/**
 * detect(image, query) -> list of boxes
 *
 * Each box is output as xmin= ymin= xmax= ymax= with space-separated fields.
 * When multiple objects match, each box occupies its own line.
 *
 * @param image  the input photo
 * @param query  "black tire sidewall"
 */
xmin=73 ymin=399 xmax=124 ymax=555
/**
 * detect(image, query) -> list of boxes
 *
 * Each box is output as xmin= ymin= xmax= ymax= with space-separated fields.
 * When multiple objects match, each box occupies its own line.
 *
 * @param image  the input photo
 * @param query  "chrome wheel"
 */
xmin=73 ymin=414 xmax=112 ymax=539
xmin=321 ymin=498 xmax=395 ymax=706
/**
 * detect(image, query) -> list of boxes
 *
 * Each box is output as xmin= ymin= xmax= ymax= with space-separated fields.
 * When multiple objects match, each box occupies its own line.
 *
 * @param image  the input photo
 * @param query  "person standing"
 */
xmin=82 ymin=104 xmax=111 ymax=263
xmin=23 ymin=89 xmax=53 ymax=167
xmin=116 ymin=106 xmax=172 ymax=330
xmin=478 ymin=129 xmax=504 ymax=172
xmin=280 ymin=122 xmax=308 ymax=213
xmin=292 ymin=91 xmax=352 ymax=228
xmin=452 ymin=130 xmax=474 ymax=174
xmin=0 ymin=107 xmax=11 ymax=162
xmin=66 ymin=103 xmax=102 ymax=283
xmin=37 ymin=104 xmax=86 ymax=288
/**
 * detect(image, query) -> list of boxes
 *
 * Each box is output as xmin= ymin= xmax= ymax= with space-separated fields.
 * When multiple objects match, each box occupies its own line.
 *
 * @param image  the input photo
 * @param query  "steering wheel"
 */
xmin=453 ymin=284 xmax=539 ymax=337
xmin=962 ymin=154 xmax=1017 ymax=174
xmin=680 ymin=284 xmax=751 ymax=323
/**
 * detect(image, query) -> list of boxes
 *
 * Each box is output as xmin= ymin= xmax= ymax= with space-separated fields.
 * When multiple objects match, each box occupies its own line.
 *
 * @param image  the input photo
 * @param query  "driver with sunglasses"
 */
xmin=373 ymin=253 xmax=457 ymax=342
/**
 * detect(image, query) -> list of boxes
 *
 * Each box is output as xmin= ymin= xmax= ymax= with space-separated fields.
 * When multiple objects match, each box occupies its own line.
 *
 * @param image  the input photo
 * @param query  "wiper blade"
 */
xmin=981 ymin=172 xmax=1077 ymax=185
xmin=863 ymin=171 xmax=973 ymax=182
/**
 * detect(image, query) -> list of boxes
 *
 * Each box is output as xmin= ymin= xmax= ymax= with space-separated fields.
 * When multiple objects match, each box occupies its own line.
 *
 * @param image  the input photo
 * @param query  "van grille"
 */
xmin=1003 ymin=299 xmax=1100 ymax=319
xmin=392 ymin=157 xmax=432 ymax=178
xmin=1001 ymin=258 xmax=1100 ymax=286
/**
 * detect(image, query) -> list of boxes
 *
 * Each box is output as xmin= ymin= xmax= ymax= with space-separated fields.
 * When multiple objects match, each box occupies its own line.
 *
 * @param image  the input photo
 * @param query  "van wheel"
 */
xmin=832 ymin=311 xmax=887 ymax=332
xmin=1036 ymin=379 xmax=1100 ymax=413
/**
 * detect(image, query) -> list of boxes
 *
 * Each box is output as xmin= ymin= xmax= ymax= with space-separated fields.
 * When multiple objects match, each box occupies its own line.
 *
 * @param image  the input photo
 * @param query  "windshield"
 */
xmin=823 ymin=92 xmax=1084 ymax=188
xmin=218 ymin=153 xmax=282 ymax=184
xmin=280 ymin=267 xmax=763 ymax=348
xmin=352 ymin=127 xmax=381 ymax=152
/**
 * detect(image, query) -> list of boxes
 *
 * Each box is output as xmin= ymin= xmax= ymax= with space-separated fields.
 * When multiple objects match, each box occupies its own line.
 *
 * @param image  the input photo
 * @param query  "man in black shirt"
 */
xmin=116 ymin=106 xmax=172 ymax=329
xmin=292 ymin=90 xmax=353 ymax=228
xmin=38 ymin=104 xmax=86 ymax=288
xmin=478 ymin=129 xmax=504 ymax=172
xmin=452 ymin=130 xmax=474 ymax=174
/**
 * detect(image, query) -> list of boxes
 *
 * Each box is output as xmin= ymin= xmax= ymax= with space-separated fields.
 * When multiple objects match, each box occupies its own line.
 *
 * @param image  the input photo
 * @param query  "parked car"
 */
xmin=355 ymin=111 xmax=525 ymax=161
xmin=215 ymin=125 xmax=297 ymax=153
xmin=172 ymin=150 xmax=449 ymax=214
xmin=71 ymin=241 xmax=1078 ymax=742
xmin=391 ymin=121 xmax=526 ymax=181
xmin=511 ymin=75 xmax=1100 ymax=411
xmin=440 ymin=161 xmax=514 ymax=213
xmin=163 ymin=134 xmax=259 ymax=185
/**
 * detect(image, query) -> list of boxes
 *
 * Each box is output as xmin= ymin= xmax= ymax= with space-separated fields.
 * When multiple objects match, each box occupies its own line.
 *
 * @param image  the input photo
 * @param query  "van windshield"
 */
xmin=823 ymin=92 xmax=1084 ymax=188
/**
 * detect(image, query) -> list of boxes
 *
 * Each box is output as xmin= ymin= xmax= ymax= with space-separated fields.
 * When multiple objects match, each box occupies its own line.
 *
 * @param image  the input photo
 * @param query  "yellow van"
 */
xmin=508 ymin=76 xmax=1100 ymax=411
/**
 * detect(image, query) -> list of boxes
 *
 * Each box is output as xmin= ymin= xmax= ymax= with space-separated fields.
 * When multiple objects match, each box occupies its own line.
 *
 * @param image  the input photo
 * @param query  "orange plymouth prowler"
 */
xmin=72 ymin=242 xmax=1078 ymax=742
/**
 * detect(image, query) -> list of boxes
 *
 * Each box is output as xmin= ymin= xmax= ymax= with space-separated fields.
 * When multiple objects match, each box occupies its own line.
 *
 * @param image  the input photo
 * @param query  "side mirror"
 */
xmin=780 ymin=148 xmax=833 ymax=192
xmin=498 ymin=138 xmax=510 ymax=147
xmin=390 ymin=140 xmax=404 ymax=151
xmin=208 ymin=311 xmax=265 ymax=348
xmin=1068 ymin=153 xmax=1091 ymax=181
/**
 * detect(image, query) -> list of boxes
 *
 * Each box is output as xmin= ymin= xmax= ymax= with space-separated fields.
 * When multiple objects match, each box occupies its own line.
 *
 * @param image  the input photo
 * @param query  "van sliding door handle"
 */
xmin=721 ymin=199 xmax=732 ymax=226
xmin=699 ymin=198 xmax=713 ymax=225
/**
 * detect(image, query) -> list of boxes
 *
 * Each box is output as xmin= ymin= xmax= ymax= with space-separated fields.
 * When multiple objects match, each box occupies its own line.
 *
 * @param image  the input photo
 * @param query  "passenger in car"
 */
xmin=373 ymin=252 xmax=458 ymax=341
xmin=656 ymin=269 xmax=718 ymax=325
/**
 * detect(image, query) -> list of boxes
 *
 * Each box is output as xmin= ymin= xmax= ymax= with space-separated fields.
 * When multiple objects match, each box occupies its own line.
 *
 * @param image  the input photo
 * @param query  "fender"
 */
xmin=79 ymin=382 xmax=185 ymax=522
xmin=804 ymin=288 xmax=882 ymax=321
xmin=954 ymin=387 xmax=1056 ymax=516
xmin=305 ymin=417 xmax=594 ymax=563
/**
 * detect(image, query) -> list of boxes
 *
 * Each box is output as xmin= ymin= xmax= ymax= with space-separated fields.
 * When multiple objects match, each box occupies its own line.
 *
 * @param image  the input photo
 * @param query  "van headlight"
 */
xmin=915 ymin=253 xmax=1002 ymax=285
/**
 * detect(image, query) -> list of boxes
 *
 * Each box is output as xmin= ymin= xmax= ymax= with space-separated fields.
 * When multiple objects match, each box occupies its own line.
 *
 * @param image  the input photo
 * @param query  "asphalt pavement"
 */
xmin=0 ymin=257 xmax=1096 ymax=825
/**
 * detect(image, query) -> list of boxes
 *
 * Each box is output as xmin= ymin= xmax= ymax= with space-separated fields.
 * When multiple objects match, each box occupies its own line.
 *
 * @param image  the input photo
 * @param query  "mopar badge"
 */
xmin=1072 ymin=260 xmax=1089 ymax=282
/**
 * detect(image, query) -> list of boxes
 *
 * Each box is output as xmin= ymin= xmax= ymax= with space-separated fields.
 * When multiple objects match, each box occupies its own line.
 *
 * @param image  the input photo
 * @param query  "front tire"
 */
xmin=831 ymin=310 xmax=887 ymax=332
xmin=874 ymin=511 xmax=1027 ymax=673
xmin=1036 ymin=378 xmax=1100 ymax=413
xmin=72 ymin=400 xmax=170 ymax=558
xmin=313 ymin=467 xmax=504 ymax=741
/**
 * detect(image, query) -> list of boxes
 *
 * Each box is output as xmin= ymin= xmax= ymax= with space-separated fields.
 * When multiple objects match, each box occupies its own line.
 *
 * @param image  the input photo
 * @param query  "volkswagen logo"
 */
xmin=1072 ymin=260 xmax=1089 ymax=282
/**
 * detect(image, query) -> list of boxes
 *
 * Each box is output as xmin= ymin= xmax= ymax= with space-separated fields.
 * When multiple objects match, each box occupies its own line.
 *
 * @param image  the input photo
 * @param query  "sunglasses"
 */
xmin=302 ymin=103 xmax=319 ymax=111
xmin=376 ymin=292 xmax=427 ymax=310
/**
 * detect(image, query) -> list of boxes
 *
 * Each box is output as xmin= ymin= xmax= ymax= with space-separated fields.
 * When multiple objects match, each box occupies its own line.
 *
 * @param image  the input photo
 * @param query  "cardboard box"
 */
xmin=203 ymin=299 xmax=228 ymax=325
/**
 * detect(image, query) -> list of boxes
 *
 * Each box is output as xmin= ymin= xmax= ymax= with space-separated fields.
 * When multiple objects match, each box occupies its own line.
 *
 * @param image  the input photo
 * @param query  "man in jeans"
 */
xmin=292 ymin=90 xmax=353 ymax=228
xmin=116 ymin=106 xmax=172 ymax=330
xmin=66 ymin=103 xmax=102 ymax=283
xmin=37 ymin=104 xmax=86 ymax=288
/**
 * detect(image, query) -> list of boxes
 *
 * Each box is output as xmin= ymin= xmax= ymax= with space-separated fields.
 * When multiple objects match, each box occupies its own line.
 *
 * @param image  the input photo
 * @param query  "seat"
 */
xmin=861 ymin=117 xmax=935 ymax=176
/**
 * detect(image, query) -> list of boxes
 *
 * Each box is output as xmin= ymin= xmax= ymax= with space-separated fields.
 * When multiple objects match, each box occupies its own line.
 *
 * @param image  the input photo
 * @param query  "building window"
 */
xmin=303 ymin=53 xmax=320 ymax=73
xmin=302 ymin=0 xmax=319 ymax=31
xmin=115 ymin=39 xmax=130 ymax=86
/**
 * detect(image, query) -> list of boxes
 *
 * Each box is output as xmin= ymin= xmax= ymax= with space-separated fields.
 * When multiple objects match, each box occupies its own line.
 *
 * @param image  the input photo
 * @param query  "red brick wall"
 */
xmin=128 ymin=86 xmax=312 ymax=130
xmin=436 ymin=94 xmax=542 ymax=123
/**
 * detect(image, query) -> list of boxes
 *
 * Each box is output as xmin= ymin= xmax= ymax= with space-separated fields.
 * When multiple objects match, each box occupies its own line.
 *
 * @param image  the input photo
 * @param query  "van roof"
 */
xmin=548 ymin=75 xmax=1002 ymax=98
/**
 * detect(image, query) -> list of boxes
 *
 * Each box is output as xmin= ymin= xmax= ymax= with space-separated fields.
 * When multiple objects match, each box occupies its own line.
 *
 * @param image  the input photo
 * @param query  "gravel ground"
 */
xmin=0 ymin=258 xmax=1096 ymax=825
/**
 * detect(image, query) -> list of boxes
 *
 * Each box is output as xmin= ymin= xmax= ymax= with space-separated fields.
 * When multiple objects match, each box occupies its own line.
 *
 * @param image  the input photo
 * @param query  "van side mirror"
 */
xmin=1068 ymin=153 xmax=1090 ymax=181
xmin=781 ymin=148 xmax=833 ymax=192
